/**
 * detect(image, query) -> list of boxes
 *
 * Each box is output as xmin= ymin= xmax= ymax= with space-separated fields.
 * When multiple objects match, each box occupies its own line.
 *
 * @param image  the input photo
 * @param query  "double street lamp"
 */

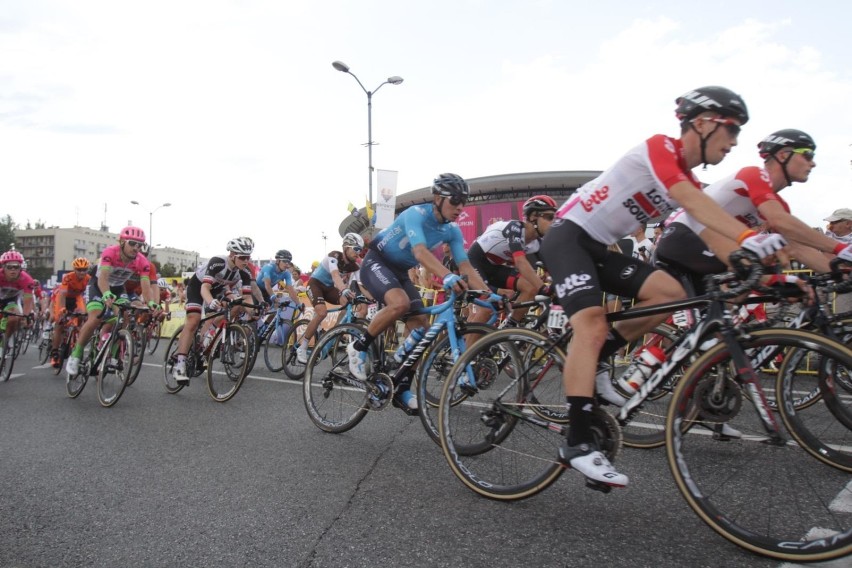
xmin=332 ymin=60 xmax=403 ymax=213
xmin=130 ymin=201 xmax=171 ymax=250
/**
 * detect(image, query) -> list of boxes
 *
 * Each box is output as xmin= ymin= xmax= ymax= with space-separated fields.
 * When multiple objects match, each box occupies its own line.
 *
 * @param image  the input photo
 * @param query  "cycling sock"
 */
xmin=599 ymin=328 xmax=627 ymax=361
xmin=72 ymin=344 xmax=83 ymax=358
xmin=565 ymin=396 xmax=595 ymax=446
xmin=354 ymin=331 xmax=375 ymax=352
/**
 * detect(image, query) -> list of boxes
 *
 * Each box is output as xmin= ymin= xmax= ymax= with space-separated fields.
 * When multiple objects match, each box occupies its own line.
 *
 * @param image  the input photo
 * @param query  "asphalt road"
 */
xmin=0 ymin=341 xmax=846 ymax=568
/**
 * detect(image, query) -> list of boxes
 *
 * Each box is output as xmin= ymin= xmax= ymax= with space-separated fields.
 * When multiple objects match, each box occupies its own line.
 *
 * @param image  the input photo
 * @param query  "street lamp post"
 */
xmin=332 ymin=60 xmax=403 ymax=215
xmin=130 ymin=201 xmax=171 ymax=249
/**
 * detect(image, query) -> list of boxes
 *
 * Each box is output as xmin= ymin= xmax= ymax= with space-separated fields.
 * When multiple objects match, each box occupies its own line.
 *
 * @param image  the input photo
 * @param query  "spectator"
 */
xmin=824 ymin=208 xmax=852 ymax=314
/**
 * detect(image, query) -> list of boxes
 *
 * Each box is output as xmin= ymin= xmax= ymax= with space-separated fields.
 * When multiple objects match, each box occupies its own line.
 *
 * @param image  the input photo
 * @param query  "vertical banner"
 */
xmin=374 ymin=169 xmax=398 ymax=229
xmin=479 ymin=202 xmax=515 ymax=228
xmin=456 ymin=205 xmax=478 ymax=249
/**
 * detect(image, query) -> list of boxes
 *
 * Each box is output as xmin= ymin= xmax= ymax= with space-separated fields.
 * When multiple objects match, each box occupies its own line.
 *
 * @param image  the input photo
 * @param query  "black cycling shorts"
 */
xmin=359 ymin=250 xmax=424 ymax=315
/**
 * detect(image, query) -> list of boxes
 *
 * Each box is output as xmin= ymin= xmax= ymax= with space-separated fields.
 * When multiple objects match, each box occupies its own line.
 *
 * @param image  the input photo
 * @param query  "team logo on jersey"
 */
xmin=580 ymin=186 xmax=610 ymax=212
xmin=622 ymin=187 xmax=673 ymax=224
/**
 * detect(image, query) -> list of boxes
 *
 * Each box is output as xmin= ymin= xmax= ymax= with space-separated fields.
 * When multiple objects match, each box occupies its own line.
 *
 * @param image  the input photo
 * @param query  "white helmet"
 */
xmin=157 ymin=278 xmax=168 ymax=288
xmin=342 ymin=232 xmax=364 ymax=249
xmin=226 ymin=237 xmax=254 ymax=255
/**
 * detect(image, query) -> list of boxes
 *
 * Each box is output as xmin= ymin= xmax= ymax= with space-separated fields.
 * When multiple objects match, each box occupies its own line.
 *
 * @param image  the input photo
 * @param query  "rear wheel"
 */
xmin=302 ymin=324 xmax=369 ymax=433
xmin=146 ymin=320 xmax=162 ymax=355
xmin=66 ymin=339 xmax=93 ymax=398
xmin=283 ymin=319 xmax=311 ymax=380
xmin=162 ymin=326 xmax=186 ymax=394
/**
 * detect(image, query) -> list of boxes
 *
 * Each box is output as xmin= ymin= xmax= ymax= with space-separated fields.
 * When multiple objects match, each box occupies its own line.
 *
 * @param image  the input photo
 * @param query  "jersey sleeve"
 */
xmin=646 ymin=135 xmax=697 ymax=191
xmin=502 ymin=220 xmax=527 ymax=258
xmin=402 ymin=208 xmax=429 ymax=249
xmin=448 ymin=224 xmax=469 ymax=264
xmin=735 ymin=167 xmax=789 ymax=211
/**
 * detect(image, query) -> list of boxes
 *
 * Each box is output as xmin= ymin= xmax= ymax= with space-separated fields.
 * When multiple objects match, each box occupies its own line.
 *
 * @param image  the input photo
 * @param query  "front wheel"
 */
xmin=66 ymin=338 xmax=93 ymax=398
xmin=97 ymin=329 xmax=133 ymax=407
xmin=206 ymin=324 xmax=250 ymax=402
xmin=146 ymin=321 xmax=162 ymax=355
xmin=666 ymin=328 xmax=852 ymax=562
xmin=283 ymin=319 xmax=311 ymax=379
xmin=438 ymin=328 xmax=569 ymax=500
xmin=0 ymin=334 xmax=13 ymax=382
xmin=302 ymin=324 xmax=369 ymax=433
xmin=162 ymin=325 xmax=186 ymax=394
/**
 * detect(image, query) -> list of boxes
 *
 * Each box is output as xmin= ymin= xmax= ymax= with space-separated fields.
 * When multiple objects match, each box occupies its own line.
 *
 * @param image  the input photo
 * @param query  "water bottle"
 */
xmin=201 ymin=327 xmax=217 ymax=350
xmin=393 ymin=327 xmax=425 ymax=364
xmin=97 ymin=331 xmax=110 ymax=350
xmin=617 ymin=345 xmax=666 ymax=395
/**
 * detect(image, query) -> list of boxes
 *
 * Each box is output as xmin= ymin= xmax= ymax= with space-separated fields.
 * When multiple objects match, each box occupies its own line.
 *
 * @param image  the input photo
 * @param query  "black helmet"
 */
xmin=275 ymin=249 xmax=293 ymax=262
xmin=431 ymin=173 xmax=470 ymax=201
xmin=522 ymin=195 xmax=558 ymax=216
xmin=757 ymin=129 xmax=816 ymax=158
xmin=675 ymin=86 xmax=749 ymax=125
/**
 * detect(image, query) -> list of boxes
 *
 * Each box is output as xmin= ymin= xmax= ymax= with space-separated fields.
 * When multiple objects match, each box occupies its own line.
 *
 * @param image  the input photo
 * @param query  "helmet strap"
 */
xmin=772 ymin=153 xmax=794 ymax=187
xmin=434 ymin=197 xmax=451 ymax=224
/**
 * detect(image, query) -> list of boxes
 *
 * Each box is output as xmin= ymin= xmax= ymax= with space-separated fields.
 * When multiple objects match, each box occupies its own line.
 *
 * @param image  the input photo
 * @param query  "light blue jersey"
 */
xmin=256 ymin=263 xmax=293 ymax=289
xmin=372 ymin=204 xmax=468 ymax=269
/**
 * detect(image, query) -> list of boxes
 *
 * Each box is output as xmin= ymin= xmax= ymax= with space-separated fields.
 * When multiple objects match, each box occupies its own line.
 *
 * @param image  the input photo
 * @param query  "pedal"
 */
xmin=584 ymin=478 xmax=612 ymax=494
xmin=390 ymin=397 xmax=418 ymax=416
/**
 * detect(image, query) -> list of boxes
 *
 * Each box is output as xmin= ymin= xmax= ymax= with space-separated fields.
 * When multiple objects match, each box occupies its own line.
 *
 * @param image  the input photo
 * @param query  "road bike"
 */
xmin=436 ymin=252 xmax=852 ymax=562
xmin=162 ymin=298 xmax=255 ymax=402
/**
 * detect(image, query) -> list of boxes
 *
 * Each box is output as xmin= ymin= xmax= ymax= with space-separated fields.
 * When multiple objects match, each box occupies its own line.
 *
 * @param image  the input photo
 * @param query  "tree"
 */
xmin=160 ymin=262 xmax=179 ymax=277
xmin=0 ymin=215 xmax=15 ymax=252
xmin=28 ymin=266 xmax=53 ymax=283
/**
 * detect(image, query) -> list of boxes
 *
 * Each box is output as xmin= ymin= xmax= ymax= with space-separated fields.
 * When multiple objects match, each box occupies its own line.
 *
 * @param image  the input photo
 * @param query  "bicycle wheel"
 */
xmin=283 ymin=319 xmax=310 ymax=380
xmin=263 ymin=321 xmax=290 ymax=373
xmin=97 ymin=329 xmax=133 ymax=407
xmin=206 ymin=323 xmax=250 ymax=402
xmin=777 ymin=341 xmax=852 ymax=472
xmin=162 ymin=325 xmax=186 ymax=394
xmin=146 ymin=321 xmax=162 ymax=355
xmin=418 ymin=323 xmax=495 ymax=446
xmin=54 ymin=328 xmax=76 ymax=376
xmin=0 ymin=334 xmax=12 ymax=382
xmin=438 ymin=328 xmax=569 ymax=500
xmin=302 ymin=324 xmax=369 ymax=433
xmin=66 ymin=338 xmax=92 ymax=398
xmin=38 ymin=335 xmax=51 ymax=366
xmin=242 ymin=324 xmax=260 ymax=375
xmin=125 ymin=327 xmax=146 ymax=387
xmin=666 ymin=328 xmax=852 ymax=562
xmin=19 ymin=326 xmax=31 ymax=355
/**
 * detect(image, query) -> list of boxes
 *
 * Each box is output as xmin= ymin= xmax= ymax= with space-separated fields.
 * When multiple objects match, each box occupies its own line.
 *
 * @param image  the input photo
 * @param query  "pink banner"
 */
xmin=456 ymin=205 xmax=478 ymax=249
xmin=479 ymin=202 xmax=515 ymax=228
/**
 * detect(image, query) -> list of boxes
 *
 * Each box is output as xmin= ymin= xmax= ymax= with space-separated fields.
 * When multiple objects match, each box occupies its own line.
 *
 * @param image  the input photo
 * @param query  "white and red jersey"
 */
xmin=667 ymin=166 xmax=789 ymax=234
xmin=556 ymin=135 xmax=700 ymax=244
xmin=473 ymin=220 xmax=541 ymax=265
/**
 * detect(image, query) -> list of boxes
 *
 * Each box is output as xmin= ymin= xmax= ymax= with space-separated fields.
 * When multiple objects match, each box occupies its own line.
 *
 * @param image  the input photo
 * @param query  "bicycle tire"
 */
xmin=66 ymin=336 xmax=93 ymax=398
xmin=54 ymin=328 xmax=77 ymax=376
xmin=146 ymin=321 xmax=162 ymax=355
xmin=666 ymin=328 xmax=852 ymax=562
xmin=19 ymin=326 xmax=31 ymax=355
xmin=125 ymin=327 xmax=147 ymax=387
xmin=38 ymin=336 xmax=51 ymax=366
xmin=283 ymin=319 xmax=311 ymax=379
xmin=302 ymin=323 xmax=369 ymax=433
xmin=777 ymin=342 xmax=852 ymax=472
xmin=418 ymin=323 xmax=495 ymax=446
xmin=97 ymin=329 xmax=133 ymax=407
xmin=262 ymin=320 xmax=291 ymax=373
xmin=0 ymin=334 xmax=12 ymax=382
xmin=206 ymin=323 xmax=250 ymax=402
xmin=438 ymin=328 xmax=567 ymax=500
xmin=243 ymin=323 xmax=260 ymax=375
xmin=162 ymin=325 xmax=186 ymax=394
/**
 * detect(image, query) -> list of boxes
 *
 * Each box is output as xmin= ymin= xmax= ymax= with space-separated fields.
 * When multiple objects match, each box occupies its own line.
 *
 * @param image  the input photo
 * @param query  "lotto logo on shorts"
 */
xmin=555 ymin=273 xmax=592 ymax=298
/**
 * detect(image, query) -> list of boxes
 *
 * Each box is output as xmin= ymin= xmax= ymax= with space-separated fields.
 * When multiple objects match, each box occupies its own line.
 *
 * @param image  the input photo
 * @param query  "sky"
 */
xmin=2 ymin=0 xmax=851 ymax=270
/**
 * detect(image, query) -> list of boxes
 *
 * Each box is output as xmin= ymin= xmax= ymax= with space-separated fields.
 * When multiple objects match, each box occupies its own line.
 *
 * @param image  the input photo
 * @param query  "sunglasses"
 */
xmin=448 ymin=196 xmax=467 ymax=207
xmin=539 ymin=213 xmax=555 ymax=221
xmin=236 ymin=255 xmax=251 ymax=261
xmin=351 ymin=246 xmax=363 ymax=253
xmin=75 ymin=268 xmax=88 ymax=273
xmin=126 ymin=240 xmax=145 ymax=248
xmin=790 ymin=147 xmax=815 ymax=161
xmin=4 ymin=264 xmax=21 ymax=270
xmin=705 ymin=117 xmax=741 ymax=137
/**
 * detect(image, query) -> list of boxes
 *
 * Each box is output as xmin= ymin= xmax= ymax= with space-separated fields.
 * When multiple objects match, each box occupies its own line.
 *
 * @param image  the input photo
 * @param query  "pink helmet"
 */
xmin=120 ymin=226 xmax=146 ymax=242
xmin=0 ymin=250 xmax=24 ymax=265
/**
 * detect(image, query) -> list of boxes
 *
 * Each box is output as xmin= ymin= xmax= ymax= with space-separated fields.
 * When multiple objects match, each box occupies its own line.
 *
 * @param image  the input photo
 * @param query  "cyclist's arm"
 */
xmin=200 ymin=282 xmax=215 ymax=306
xmin=96 ymin=266 xmax=112 ymax=295
xmin=412 ymin=243 xmax=452 ymax=282
xmin=22 ymin=293 xmax=34 ymax=317
xmin=669 ymin=181 xmax=756 ymax=244
xmin=758 ymin=200 xmax=842 ymax=257
xmin=262 ymin=276 xmax=275 ymax=297
xmin=457 ymin=260 xmax=490 ymax=292
xmin=514 ymin=254 xmax=546 ymax=292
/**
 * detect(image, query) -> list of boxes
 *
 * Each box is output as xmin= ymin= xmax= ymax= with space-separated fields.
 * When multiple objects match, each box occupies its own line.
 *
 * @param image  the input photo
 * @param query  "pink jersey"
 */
xmin=556 ymin=135 xmax=700 ymax=244
xmin=0 ymin=269 xmax=37 ymax=301
xmin=97 ymin=245 xmax=152 ymax=287
xmin=668 ymin=166 xmax=790 ymax=233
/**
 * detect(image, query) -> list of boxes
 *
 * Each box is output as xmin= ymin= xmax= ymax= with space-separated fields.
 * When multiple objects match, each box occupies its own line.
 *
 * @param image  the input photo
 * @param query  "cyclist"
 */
xmin=297 ymin=233 xmax=364 ymax=364
xmin=348 ymin=173 xmax=492 ymax=411
xmin=656 ymin=129 xmax=852 ymax=285
xmin=0 ymin=250 xmax=36 ymax=357
xmin=65 ymin=227 xmax=154 ymax=376
xmin=171 ymin=237 xmax=255 ymax=385
xmin=538 ymin=86 xmax=787 ymax=488
xmin=468 ymin=194 xmax=557 ymax=326
xmin=50 ymin=257 xmax=91 ymax=367
xmin=257 ymin=249 xmax=299 ymax=305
